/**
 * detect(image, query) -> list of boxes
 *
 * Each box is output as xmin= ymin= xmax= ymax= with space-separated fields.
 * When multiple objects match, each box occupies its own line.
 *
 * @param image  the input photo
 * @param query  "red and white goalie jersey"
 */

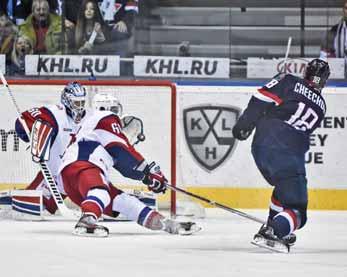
xmin=59 ymin=110 xmax=146 ymax=182
xmin=15 ymin=104 xmax=84 ymax=194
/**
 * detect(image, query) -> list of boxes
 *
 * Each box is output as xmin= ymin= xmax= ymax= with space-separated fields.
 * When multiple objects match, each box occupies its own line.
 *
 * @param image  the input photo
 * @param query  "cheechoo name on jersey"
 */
xmin=255 ymin=74 xmax=325 ymax=135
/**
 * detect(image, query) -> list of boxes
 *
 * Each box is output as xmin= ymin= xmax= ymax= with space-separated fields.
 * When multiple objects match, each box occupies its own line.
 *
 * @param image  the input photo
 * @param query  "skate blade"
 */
xmin=72 ymin=227 xmax=109 ymax=238
xmin=251 ymin=238 xmax=289 ymax=253
xmin=178 ymin=224 xmax=202 ymax=236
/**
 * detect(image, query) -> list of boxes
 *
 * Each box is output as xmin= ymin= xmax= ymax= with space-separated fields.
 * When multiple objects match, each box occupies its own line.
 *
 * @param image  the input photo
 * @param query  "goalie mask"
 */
xmin=61 ymin=82 xmax=87 ymax=123
xmin=92 ymin=93 xmax=123 ymax=117
xmin=304 ymin=59 xmax=330 ymax=91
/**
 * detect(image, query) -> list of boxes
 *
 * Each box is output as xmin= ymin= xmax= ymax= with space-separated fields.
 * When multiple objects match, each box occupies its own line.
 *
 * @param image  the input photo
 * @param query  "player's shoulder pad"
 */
xmin=95 ymin=112 xmax=122 ymax=132
xmin=283 ymin=73 xmax=302 ymax=84
xmin=272 ymin=73 xmax=299 ymax=86
xmin=93 ymin=110 xmax=119 ymax=122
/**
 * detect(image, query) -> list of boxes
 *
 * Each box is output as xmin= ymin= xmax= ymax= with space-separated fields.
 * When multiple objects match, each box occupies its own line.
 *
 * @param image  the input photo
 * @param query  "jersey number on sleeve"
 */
xmin=265 ymin=79 xmax=279 ymax=89
xmin=111 ymin=123 xmax=121 ymax=134
xmin=28 ymin=108 xmax=41 ymax=118
xmin=285 ymin=102 xmax=319 ymax=131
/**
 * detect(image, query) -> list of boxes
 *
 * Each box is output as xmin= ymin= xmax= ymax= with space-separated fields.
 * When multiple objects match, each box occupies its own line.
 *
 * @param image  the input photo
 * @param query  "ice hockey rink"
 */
xmin=1 ymin=209 xmax=346 ymax=277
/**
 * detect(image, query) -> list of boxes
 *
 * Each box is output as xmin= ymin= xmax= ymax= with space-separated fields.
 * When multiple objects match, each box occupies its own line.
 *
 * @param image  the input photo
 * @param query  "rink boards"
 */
xmin=0 ymin=82 xmax=346 ymax=209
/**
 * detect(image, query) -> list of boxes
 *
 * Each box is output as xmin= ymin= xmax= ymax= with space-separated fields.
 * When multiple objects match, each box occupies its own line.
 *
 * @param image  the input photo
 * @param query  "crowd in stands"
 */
xmin=1 ymin=0 xmax=347 ymax=77
xmin=0 ymin=0 xmax=139 ymax=75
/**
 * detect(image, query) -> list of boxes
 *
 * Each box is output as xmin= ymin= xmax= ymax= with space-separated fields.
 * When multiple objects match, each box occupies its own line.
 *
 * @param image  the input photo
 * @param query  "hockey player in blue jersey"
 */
xmin=232 ymin=59 xmax=330 ymax=253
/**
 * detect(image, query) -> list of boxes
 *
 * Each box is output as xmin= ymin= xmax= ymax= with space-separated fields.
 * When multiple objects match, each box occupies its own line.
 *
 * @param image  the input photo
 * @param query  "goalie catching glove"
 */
xmin=142 ymin=162 xmax=167 ymax=194
xmin=30 ymin=119 xmax=55 ymax=163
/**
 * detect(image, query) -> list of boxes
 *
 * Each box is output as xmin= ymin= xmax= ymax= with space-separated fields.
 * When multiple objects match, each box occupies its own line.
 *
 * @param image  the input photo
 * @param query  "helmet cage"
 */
xmin=61 ymin=82 xmax=87 ymax=123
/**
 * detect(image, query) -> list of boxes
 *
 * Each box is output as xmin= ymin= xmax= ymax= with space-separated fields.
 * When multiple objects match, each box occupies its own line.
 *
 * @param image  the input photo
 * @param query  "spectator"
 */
xmin=14 ymin=0 xmax=61 ymax=24
xmin=63 ymin=0 xmax=83 ymax=24
xmin=0 ymin=11 xmax=17 ymax=59
xmin=98 ymin=0 xmax=138 ymax=56
xmin=0 ymin=0 xmax=16 ymax=21
xmin=7 ymin=34 xmax=33 ymax=75
xmin=75 ymin=0 xmax=108 ymax=54
xmin=18 ymin=0 xmax=73 ymax=54
xmin=320 ymin=0 xmax=347 ymax=59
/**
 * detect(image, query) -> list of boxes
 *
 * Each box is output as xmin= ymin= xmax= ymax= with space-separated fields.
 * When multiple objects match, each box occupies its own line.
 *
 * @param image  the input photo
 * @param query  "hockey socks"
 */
xmin=271 ymin=209 xmax=300 ymax=238
xmin=73 ymin=188 xmax=111 ymax=237
xmin=81 ymin=188 xmax=111 ymax=219
xmin=112 ymin=193 xmax=165 ymax=230
xmin=268 ymin=196 xmax=283 ymax=222
xmin=112 ymin=192 xmax=201 ymax=235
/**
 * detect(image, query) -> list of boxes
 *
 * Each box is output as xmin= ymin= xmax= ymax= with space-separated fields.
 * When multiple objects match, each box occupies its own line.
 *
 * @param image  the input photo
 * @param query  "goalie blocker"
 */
xmin=30 ymin=120 xmax=55 ymax=163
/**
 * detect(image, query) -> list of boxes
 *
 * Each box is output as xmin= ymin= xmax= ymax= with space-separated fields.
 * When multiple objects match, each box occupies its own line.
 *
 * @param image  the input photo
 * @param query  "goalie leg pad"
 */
xmin=11 ymin=190 xmax=43 ymax=217
xmin=0 ymin=190 xmax=12 ymax=205
xmin=25 ymin=172 xmax=60 ymax=214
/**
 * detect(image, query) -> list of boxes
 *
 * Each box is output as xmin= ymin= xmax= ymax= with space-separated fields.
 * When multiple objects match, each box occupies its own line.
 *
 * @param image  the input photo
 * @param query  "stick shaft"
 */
xmin=283 ymin=37 xmax=292 ymax=73
xmin=166 ymin=184 xmax=265 ymax=224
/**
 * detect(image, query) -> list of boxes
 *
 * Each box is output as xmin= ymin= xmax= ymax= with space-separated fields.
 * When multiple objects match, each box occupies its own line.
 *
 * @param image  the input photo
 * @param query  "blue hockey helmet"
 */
xmin=304 ymin=59 xmax=330 ymax=91
xmin=61 ymin=82 xmax=87 ymax=123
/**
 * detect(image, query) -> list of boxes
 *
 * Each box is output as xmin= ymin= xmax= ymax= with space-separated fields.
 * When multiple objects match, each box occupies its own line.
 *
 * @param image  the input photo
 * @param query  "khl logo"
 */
xmin=183 ymin=105 xmax=240 ymax=171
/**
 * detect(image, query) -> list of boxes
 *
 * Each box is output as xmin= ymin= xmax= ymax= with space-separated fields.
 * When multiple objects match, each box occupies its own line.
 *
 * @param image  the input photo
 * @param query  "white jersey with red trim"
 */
xmin=17 ymin=105 xmax=84 ymax=193
xmin=59 ymin=110 xmax=146 ymax=182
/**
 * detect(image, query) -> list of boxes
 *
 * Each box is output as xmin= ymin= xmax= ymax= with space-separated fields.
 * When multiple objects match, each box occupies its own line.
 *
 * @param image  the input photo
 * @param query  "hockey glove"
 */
xmin=142 ymin=162 xmax=167 ymax=194
xmin=30 ymin=119 xmax=55 ymax=163
xmin=232 ymin=120 xmax=255 ymax=141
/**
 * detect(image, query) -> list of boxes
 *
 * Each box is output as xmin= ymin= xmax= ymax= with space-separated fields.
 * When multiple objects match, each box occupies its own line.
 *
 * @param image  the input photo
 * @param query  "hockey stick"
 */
xmin=282 ymin=36 xmax=292 ymax=74
xmin=0 ymin=71 xmax=76 ymax=219
xmin=166 ymin=184 xmax=266 ymax=224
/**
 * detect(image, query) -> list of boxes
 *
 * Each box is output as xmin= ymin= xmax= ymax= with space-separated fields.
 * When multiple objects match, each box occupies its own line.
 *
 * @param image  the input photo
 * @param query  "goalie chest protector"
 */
xmin=43 ymin=105 xmax=82 ymax=180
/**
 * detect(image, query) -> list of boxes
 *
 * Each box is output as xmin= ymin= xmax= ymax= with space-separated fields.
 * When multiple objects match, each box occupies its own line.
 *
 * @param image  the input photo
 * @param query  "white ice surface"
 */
xmin=1 ymin=209 xmax=346 ymax=277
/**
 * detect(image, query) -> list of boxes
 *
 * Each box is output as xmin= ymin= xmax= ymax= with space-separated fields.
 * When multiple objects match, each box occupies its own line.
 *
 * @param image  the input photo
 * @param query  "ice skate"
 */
xmin=251 ymin=225 xmax=290 ymax=253
xmin=162 ymin=219 xmax=201 ymax=235
xmin=283 ymin=233 xmax=296 ymax=246
xmin=73 ymin=213 xmax=109 ymax=237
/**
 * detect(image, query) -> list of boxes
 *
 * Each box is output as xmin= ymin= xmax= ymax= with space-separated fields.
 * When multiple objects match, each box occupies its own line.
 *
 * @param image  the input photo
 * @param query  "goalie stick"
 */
xmin=166 ymin=183 xmax=266 ymax=224
xmin=0 ymin=71 xmax=76 ymax=219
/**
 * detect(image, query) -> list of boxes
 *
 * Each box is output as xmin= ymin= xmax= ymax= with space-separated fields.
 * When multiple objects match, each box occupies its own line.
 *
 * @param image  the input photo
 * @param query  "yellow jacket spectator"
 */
xmin=18 ymin=0 xmax=63 ymax=54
